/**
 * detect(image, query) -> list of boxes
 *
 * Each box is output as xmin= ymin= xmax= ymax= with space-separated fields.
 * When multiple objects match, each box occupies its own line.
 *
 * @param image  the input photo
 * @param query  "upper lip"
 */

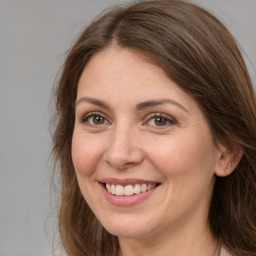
xmin=98 ymin=177 xmax=161 ymax=186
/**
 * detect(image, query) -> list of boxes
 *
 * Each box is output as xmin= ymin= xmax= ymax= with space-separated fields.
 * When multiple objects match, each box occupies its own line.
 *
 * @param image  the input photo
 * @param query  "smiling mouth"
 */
xmin=104 ymin=183 xmax=159 ymax=196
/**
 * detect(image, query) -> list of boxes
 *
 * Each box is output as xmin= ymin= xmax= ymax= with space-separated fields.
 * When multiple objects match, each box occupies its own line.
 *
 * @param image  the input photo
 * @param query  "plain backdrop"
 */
xmin=0 ymin=1 xmax=255 ymax=256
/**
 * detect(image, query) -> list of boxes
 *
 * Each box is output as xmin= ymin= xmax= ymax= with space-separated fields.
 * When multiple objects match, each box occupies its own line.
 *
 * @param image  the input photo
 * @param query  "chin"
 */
xmin=99 ymin=214 xmax=159 ymax=239
xmin=105 ymin=225 xmax=154 ymax=239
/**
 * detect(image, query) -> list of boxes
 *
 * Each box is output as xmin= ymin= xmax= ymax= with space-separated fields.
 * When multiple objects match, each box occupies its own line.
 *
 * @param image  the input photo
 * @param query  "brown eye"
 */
xmin=82 ymin=114 xmax=108 ymax=125
xmin=154 ymin=117 xmax=167 ymax=126
xmin=146 ymin=114 xmax=176 ymax=128
xmin=93 ymin=115 xmax=105 ymax=125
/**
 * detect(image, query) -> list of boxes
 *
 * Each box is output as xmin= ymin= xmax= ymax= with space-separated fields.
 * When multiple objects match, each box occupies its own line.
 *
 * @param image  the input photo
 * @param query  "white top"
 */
xmin=219 ymin=246 xmax=232 ymax=256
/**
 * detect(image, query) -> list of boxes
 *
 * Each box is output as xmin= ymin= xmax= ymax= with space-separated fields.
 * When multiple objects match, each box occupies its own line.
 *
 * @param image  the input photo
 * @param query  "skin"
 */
xmin=72 ymin=46 xmax=241 ymax=256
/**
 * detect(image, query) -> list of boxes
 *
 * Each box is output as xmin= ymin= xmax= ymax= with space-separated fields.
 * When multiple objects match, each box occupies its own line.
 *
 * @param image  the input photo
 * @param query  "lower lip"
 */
xmin=100 ymin=183 xmax=158 ymax=206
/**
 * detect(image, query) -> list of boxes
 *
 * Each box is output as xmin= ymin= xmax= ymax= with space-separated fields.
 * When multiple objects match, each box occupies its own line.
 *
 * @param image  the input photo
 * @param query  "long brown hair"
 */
xmin=52 ymin=1 xmax=256 ymax=255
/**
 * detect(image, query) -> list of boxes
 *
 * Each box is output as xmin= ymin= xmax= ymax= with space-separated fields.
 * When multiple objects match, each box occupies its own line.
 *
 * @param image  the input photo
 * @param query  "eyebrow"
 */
xmin=75 ymin=97 xmax=110 ymax=109
xmin=136 ymin=99 xmax=188 ymax=113
xmin=75 ymin=97 xmax=188 ymax=113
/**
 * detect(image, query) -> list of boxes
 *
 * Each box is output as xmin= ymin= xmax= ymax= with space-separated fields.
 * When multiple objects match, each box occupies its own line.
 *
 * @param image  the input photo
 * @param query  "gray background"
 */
xmin=0 ymin=1 xmax=255 ymax=256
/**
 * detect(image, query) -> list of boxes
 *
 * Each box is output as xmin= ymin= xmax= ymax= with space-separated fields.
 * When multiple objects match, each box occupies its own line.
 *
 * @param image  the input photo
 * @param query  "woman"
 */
xmin=52 ymin=0 xmax=256 ymax=255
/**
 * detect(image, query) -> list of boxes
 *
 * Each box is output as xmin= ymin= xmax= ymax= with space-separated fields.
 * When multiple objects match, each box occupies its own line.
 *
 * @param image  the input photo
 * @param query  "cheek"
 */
xmin=71 ymin=132 xmax=104 ymax=179
xmin=147 ymin=131 xmax=217 ymax=180
xmin=148 ymin=133 xmax=217 ymax=216
xmin=71 ymin=131 xmax=107 ymax=208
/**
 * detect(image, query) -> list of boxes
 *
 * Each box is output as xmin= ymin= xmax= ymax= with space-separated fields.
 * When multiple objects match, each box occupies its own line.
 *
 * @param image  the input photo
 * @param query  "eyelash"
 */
xmin=79 ymin=112 xmax=176 ymax=128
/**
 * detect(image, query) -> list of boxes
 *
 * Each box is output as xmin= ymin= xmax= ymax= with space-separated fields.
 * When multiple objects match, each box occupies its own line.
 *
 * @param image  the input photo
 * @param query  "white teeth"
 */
xmin=105 ymin=183 xmax=157 ymax=196
xmin=115 ymin=185 xmax=124 ymax=196
xmin=111 ymin=184 xmax=116 ymax=195
xmin=141 ymin=184 xmax=147 ymax=193
xmin=124 ymin=185 xmax=134 ymax=196
xmin=134 ymin=184 xmax=141 ymax=194
xmin=106 ymin=183 xmax=111 ymax=192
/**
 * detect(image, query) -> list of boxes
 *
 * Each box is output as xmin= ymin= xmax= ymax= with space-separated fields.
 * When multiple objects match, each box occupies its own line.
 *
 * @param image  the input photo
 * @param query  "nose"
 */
xmin=103 ymin=125 xmax=144 ymax=170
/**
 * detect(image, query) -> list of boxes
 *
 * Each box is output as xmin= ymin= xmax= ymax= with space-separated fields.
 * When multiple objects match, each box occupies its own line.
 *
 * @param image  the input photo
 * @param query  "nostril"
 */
xmin=103 ymin=134 xmax=144 ymax=170
xmin=103 ymin=149 xmax=144 ymax=170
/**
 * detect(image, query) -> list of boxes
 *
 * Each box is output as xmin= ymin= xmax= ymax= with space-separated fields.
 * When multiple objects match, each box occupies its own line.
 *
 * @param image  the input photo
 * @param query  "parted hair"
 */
xmin=52 ymin=0 xmax=256 ymax=255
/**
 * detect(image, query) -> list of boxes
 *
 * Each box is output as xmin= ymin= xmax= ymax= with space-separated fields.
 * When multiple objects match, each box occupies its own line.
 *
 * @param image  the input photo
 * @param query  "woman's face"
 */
xmin=72 ymin=47 xmax=222 ymax=240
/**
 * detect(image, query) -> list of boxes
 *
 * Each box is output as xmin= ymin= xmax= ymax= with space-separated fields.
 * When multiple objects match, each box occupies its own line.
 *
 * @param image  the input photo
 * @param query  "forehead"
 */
xmin=77 ymin=46 xmax=195 ymax=111
xmin=78 ymin=47 xmax=161 ymax=89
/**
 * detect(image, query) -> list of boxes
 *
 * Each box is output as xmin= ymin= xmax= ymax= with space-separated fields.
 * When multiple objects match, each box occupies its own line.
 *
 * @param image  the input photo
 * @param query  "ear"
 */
xmin=214 ymin=140 xmax=243 ymax=177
